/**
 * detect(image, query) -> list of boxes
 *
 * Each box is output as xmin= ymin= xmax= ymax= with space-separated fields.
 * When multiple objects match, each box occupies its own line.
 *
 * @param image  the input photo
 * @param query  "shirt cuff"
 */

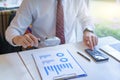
xmin=83 ymin=25 xmax=95 ymax=33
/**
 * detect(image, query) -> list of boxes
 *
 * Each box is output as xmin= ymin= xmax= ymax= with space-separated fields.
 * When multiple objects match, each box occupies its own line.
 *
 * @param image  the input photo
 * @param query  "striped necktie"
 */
xmin=56 ymin=0 xmax=65 ymax=44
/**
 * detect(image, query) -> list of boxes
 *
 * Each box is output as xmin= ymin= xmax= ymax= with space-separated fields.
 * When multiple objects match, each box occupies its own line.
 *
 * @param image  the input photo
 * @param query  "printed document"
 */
xmin=33 ymin=49 xmax=87 ymax=80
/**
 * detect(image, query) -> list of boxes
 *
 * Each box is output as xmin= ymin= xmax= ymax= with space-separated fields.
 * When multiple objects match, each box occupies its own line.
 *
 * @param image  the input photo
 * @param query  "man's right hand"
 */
xmin=12 ymin=33 xmax=39 ymax=48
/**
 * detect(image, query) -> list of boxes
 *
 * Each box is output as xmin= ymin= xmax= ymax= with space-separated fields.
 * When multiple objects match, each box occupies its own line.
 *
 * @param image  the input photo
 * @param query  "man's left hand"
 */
xmin=83 ymin=30 xmax=98 ymax=50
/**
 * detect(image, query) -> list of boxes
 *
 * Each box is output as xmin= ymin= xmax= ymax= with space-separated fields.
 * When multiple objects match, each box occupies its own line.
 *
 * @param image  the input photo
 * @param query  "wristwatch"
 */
xmin=84 ymin=28 xmax=94 ymax=33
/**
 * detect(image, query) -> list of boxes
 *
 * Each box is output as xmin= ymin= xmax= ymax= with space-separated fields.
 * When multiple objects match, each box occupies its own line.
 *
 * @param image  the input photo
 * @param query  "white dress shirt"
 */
xmin=5 ymin=0 xmax=95 ymax=47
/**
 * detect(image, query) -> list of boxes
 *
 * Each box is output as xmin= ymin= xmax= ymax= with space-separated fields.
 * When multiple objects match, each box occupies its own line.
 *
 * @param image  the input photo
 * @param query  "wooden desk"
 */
xmin=0 ymin=53 xmax=33 ymax=80
xmin=18 ymin=36 xmax=120 ymax=80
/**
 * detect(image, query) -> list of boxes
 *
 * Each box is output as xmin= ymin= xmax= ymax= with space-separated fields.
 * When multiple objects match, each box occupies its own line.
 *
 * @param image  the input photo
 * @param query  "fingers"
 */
xmin=28 ymin=33 xmax=38 ymax=47
xmin=93 ymin=35 xmax=98 ymax=46
xmin=12 ymin=33 xmax=39 ymax=48
xmin=84 ymin=36 xmax=93 ymax=50
xmin=88 ymin=36 xmax=94 ymax=50
xmin=84 ymin=33 xmax=98 ymax=50
xmin=24 ymin=34 xmax=34 ymax=47
xmin=89 ymin=36 xmax=98 ymax=49
xmin=21 ymin=40 xmax=30 ymax=48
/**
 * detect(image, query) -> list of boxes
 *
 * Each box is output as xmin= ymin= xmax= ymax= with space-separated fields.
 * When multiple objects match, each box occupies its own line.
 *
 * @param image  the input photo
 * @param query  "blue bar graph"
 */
xmin=44 ymin=63 xmax=73 ymax=75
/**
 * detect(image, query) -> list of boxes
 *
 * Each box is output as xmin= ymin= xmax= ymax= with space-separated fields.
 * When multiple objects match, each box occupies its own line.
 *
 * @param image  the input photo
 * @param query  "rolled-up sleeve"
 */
xmin=77 ymin=0 xmax=95 ymax=32
xmin=5 ymin=0 xmax=32 ymax=46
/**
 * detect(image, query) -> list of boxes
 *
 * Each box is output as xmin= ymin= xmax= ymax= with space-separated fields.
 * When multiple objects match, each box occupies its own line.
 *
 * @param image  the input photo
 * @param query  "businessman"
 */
xmin=5 ymin=0 xmax=98 ymax=50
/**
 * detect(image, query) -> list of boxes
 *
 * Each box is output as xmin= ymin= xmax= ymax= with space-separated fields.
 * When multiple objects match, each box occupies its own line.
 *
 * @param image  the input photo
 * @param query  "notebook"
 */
xmin=32 ymin=49 xmax=87 ymax=80
xmin=100 ymin=43 xmax=120 ymax=62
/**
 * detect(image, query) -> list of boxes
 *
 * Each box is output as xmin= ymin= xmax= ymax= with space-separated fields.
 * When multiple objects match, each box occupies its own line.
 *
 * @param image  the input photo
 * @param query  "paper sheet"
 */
xmin=33 ymin=49 xmax=87 ymax=80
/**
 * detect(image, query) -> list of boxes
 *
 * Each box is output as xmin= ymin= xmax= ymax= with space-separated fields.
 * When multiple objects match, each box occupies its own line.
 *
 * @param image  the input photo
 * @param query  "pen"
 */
xmin=38 ymin=37 xmax=48 ymax=43
xmin=77 ymin=52 xmax=91 ymax=61
xmin=38 ymin=39 xmax=41 ymax=43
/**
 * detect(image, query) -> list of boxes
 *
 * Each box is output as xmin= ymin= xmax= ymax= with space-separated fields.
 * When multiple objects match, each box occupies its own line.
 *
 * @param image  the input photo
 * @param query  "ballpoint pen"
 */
xmin=77 ymin=52 xmax=91 ymax=61
xmin=38 ymin=39 xmax=41 ymax=43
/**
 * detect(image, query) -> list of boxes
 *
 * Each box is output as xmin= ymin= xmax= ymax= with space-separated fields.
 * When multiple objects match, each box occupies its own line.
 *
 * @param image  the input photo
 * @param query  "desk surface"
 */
xmin=0 ymin=36 xmax=120 ymax=80
xmin=18 ymin=36 xmax=120 ymax=80
xmin=0 ymin=53 xmax=33 ymax=80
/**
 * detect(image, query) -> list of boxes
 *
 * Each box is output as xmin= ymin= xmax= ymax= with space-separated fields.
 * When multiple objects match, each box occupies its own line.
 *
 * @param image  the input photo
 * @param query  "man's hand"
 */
xmin=12 ymin=33 xmax=39 ymax=48
xmin=83 ymin=30 xmax=98 ymax=50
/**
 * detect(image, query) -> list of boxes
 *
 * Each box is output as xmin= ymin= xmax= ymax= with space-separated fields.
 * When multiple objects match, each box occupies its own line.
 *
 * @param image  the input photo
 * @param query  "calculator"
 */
xmin=85 ymin=49 xmax=109 ymax=62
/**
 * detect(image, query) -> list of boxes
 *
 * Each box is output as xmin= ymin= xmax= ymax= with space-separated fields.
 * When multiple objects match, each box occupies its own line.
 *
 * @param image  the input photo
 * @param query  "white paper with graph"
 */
xmin=33 ymin=49 xmax=87 ymax=80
